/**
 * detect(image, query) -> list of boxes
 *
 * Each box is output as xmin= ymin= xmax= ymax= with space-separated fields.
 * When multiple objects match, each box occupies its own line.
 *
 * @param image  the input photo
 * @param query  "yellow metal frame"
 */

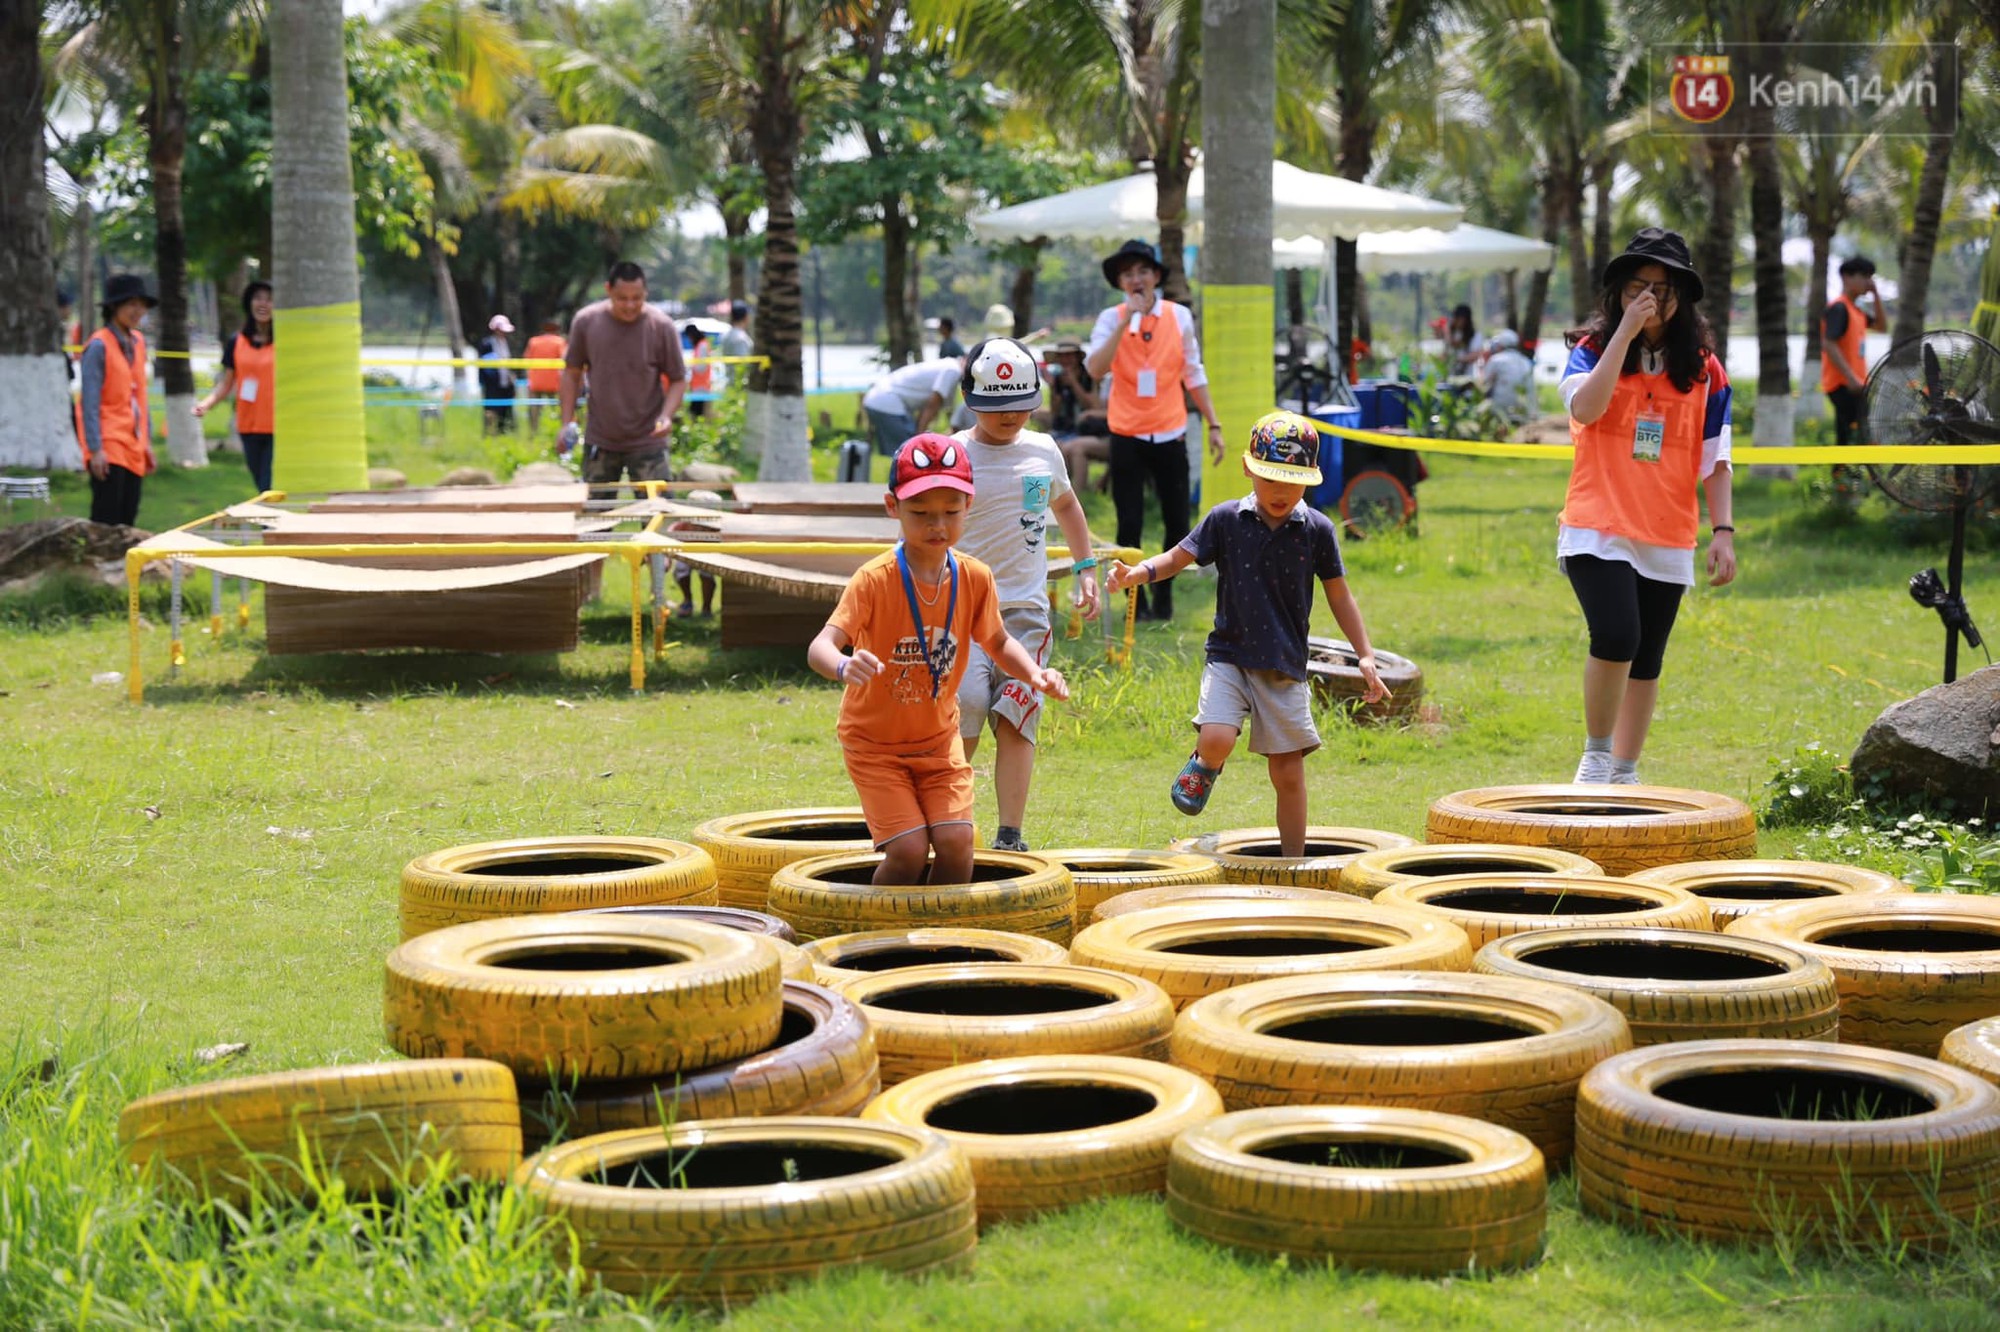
xmin=122 ymin=487 xmax=1141 ymax=703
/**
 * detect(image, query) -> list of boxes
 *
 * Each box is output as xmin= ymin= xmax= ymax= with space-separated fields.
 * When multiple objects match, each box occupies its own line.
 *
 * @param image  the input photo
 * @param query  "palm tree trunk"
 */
xmin=498 ymin=207 xmax=523 ymax=333
xmin=424 ymin=232 xmax=468 ymax=382
xmin=1155 ymin=158 xmax=1193 ymax=304
xmin=74 ymin=192 xmax=95 ymax=338
xmin=881 ymin=203 xmax=912 ymax=366
xmin=1007 ymin=240 xmax=1043 ymax=335
xmin=1589 ymin=159 xmax=1613 ymax=292
xmin=1743 ymin=45 xmax=1793 ymax=468
xmin=1520 ymin=181 xmax=1563 ymax=353
xmin=1697 ymin=136 xmax=1739 ymax=345
xmin=271 ymin=0 xmax=368 ymax=491
xmin=0 ymin=0 xmax=74 ymax=470
xmin=1800 ymin=216 xmax=1835 ymax=416
xmin=1560 ymin=163 xmax=1589 ymax=323
xmin=1502 ymin=269 xmax=1519 ymax=333
xmin=1333 ymin=98 xmax=1375 ymax=378
xmin=723 ymin=200 xmax=752 ymax=303
xmin=147 ymin=19 xmax=204 ymax=469
xmin=1892 ymin=33 xmax=1959 ymax=345
xmin=748 ymin=2 xmax=808 ymax=481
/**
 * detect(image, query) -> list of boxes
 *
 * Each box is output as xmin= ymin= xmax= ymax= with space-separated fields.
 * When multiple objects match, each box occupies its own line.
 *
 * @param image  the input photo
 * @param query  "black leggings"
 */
xmin=1110 ymin=433 xmax=1191 ymax=615
xmin=1565 ymin=553 xmax=1684 ymax=681
xmin=1827 ymin=385 xmax=1864 ymax=448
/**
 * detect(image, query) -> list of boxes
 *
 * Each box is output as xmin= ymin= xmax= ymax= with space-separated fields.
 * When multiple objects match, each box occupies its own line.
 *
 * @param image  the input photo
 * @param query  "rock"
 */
xmin=1515 ymin=413 xmax=1574 ymax=445
xmin=437 ymin=466 xmax=498 ymax=487
xmin=367 ymin=467 xmax=407 ymax=490
xmin=0 ymin=518 xmax=152 ymax=585
xmin=1851 ymin=666 xmax=2000 ymax=813
xmin=509 ymin=461 xmax=577 ymax=486
xmin=677 ymin=460 xmax=739 ymax=485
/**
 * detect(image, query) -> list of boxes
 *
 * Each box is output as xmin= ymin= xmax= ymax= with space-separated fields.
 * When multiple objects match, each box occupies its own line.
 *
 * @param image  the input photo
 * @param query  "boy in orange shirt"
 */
xmin=808 ymin=435 xmax=1071 ymax=885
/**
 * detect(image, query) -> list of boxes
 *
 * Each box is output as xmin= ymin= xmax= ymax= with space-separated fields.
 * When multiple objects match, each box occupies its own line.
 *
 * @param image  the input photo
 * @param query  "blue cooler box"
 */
xmin=1305 ymin=406 xmax=1356 ymax=512
xmin=1352 ymin=380 xmax=1413 ymax=430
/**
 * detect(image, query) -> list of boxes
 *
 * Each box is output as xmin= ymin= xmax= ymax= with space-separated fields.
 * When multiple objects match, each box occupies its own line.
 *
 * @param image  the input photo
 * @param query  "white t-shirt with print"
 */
xmin=952 ymin=427 xmax=1074 ymax=608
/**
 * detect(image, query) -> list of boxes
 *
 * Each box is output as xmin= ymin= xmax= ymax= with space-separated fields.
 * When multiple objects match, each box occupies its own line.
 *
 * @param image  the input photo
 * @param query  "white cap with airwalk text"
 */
xmin=960 ymin=337 xmax=1043 ymax=412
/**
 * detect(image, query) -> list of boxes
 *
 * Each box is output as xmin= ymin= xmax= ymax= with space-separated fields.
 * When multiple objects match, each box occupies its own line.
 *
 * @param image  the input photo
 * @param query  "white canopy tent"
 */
xmin=1271 ymin=224 xmax=1556 ymax=275
xmin=970 ymin=161 xmax=1461 ymax=245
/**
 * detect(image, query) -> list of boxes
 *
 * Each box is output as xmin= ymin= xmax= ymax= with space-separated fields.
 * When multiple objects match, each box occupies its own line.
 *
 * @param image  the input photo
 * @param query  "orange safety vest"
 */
xmin=231 ymin=332 xmax=276 ymax=434
xmin=78 ymin=327 xmax=156 ymax=477
xmin=690 ymin=350 xmax=713 ymax=394
xmin=1561 ymin=348 xmax=1720 ymax=550
xmin=1819 ymin=293 xmax=1868 ymax=393
xmin=524 ymin=333 xmax=566 ymax=392
xmin=1106 ymin=299 xmax=1191 ymax=437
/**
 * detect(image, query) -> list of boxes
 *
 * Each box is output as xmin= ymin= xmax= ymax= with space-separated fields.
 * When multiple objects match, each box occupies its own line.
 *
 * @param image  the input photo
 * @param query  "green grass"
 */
xmin=4 ymin=441 xmax=1999 ymax=1327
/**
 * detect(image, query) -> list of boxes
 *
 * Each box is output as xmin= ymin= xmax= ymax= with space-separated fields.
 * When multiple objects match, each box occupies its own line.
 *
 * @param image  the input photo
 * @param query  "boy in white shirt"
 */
xmin=952 ymin=339 xmax=1102 ymax=851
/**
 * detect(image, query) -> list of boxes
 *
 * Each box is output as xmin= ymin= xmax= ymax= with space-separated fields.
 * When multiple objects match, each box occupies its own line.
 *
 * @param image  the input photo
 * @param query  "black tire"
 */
xmin=1305 ymin=636 xmax=1423 ymax=723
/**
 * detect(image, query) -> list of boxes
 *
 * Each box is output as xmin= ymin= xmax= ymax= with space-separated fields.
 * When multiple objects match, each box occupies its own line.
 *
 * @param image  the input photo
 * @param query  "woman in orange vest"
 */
xmin=1559 ymin=228 xmax=1736 ymax=785
xmin=196 ymin=281 xmax=275 ymax=493
xmin=682 ymin=322 xmax=714 ymax=420
xmin=1083 ymin=238 xmax=1225 ymax=622
xmin=77 ymin=273 xmax=157 ymax=527
xmin=523 ymin=317 xmax=567 ymax=436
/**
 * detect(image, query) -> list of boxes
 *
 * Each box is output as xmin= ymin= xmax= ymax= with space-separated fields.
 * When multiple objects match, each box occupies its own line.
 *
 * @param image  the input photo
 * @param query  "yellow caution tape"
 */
xmin=1311 ymin=419 xmax=2000 ymax=466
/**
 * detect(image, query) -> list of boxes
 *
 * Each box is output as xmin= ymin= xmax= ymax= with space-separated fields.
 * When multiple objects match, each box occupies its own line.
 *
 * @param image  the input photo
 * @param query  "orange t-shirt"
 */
xmin=828 ymin=549 xmax=1007 ymax=754
xmin=524 ymin=333 xmax=566 ymax=392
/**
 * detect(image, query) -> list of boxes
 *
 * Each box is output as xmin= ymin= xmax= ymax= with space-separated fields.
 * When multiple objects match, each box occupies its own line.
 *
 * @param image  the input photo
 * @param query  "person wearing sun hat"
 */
xmin=807 ymin=433 xmax=1072 ymax=886
xmin=1105 ymin=412 xmax=1388 ymax=854
xmin=1559 ymin=226 xmax=1736 ymax=787
xmin=1085 ymin=238 xmax=1224 ymax=621
xmin=77 ymin=272 xmax=158 ymax=527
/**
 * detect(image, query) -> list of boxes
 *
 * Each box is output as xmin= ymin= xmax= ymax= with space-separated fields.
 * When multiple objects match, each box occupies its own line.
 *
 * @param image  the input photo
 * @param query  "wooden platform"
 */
xmin=729 ymin=482 xmax=888 ymax=516
xmin=309 ymin=483 xmax=589 ymax=513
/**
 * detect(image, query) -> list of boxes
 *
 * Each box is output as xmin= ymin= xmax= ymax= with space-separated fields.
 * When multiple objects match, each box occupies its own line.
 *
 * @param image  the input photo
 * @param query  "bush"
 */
xmin=0 ymin=568 xmax=173 ymax=628
xmin=1760 ymin=742 xmax=1855 ymax=827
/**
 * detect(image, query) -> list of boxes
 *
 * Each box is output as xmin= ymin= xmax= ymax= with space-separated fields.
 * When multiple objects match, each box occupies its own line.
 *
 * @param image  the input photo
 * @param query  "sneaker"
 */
xmin=1573 ymin=749 xmax=1613 ymax=784
xmin=991 ymin=830 xmax=1031 ymax=853
xmin=1608 ymin=766 xmax=1642 ymax=786
xmin=1171 ymin=753 xmax=1222 ymax=815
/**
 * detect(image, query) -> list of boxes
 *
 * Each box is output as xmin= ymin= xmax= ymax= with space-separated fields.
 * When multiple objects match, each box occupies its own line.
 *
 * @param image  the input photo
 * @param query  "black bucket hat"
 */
xmin=101 ymin=273 xmax=159 ymax=312
xmin=1603 ymin=227 xmax=1702 ymax=305
xmin=1102 ymin=238 xmax=1166 ymax=289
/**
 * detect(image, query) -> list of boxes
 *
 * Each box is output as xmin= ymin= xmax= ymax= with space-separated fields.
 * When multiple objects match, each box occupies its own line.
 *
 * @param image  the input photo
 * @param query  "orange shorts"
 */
xmin=843 ymin=738 xmax=974 ymax=848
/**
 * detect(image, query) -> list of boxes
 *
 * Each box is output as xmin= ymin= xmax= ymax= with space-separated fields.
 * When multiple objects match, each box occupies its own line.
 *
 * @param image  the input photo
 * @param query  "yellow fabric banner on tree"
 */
xmin=1199 ymin=284 xmax=1274 ymax=509
xmin=273 ymin=300 xmax=367 ymax=494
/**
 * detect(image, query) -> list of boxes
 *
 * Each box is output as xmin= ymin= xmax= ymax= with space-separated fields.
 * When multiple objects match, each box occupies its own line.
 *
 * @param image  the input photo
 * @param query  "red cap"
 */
xmin=888 ymin=433 xmax=975 ymax=500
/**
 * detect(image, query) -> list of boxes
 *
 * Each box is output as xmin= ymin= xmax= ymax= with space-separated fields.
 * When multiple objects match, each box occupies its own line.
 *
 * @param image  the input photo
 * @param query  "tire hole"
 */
xmin=1399 ymin=858 xmax=1560 ymax=877
xmin=486 ymin=944 xmax=693 ymax=971
xmin=1156 ymin=934 xmax=1376 ymax=958
xmin=1426 ymin=887 xmax=1652 ymax=917
xmin=1511 ymin=804 xmax=1650 ymax=818
xmin=1267 ymin=1012 xmax=1540 ymax=1045
xmin=1061 ymin=859 xmax=1161 ymax=875
xmin=753 ymin=822 xmax=872 ymax=842
xmin=815 ymin=863 xmax=1032 ymax=885
xmin=1815 ymin=926 xmax=2000 ymax=953
xmin=1656 ymin=1068 xmax=1935 ymax=1121
xmin=595 ymin=1142 xmax=903 ymax=1189
xmin=1227 ymin=840 xmax=1370 ymax=859
xmin=840 ymin=946 xmax=1016 ymax=972
xmin=473 ymin=856 xmax=661 ymax=877
xmin=923 ymin=1083 xmax=1158 ymax=1135
xmin=1515 ymin=939 xmax=1787 ymax=981
xmin=1252 ymin=1134 xmax=1471 ymax=1170
xmin=864 ymin=981 xmax=1112 ymax=1016
xmin=1690 ymin=881 xmax=1836 ymax=902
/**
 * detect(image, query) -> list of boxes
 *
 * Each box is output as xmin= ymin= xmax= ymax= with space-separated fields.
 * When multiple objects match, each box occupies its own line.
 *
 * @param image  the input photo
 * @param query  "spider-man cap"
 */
xmin=888 ymin=433 xmax=976 ymax=500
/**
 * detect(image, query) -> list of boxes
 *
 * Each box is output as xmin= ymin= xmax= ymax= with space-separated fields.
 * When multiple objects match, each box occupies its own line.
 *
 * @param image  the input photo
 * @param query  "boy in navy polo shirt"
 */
xmin=1106 ymin=412 xmax=1389 ymax=855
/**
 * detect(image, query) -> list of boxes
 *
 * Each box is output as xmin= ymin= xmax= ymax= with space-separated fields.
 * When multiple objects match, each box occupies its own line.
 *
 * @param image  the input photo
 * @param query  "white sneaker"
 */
xmin=1573 ymin=749 xmax=1613 ymax=784
xmin=1608 ymin=766 xmax=1642 ymax=785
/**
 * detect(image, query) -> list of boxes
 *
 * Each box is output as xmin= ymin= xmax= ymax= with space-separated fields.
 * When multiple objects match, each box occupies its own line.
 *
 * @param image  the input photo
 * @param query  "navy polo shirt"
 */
xmin=1178 ymin=496 xmax=1344 ymax=680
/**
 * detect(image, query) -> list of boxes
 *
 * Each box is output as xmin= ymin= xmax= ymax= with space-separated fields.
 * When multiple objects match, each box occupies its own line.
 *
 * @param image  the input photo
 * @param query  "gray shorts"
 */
xmin=959 ymin=605 xmax=1053 ymax=745
xmin=1194 ymin=661 xmax=1321 ymax=756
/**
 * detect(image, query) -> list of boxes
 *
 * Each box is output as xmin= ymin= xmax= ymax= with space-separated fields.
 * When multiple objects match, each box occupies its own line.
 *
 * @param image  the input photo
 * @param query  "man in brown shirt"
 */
xmin=558 ymin=261 xmax=689 ymax=484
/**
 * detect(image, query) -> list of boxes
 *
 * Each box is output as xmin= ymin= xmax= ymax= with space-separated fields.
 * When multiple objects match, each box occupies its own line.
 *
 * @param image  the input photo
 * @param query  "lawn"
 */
xmin=4 ymin=422 xmax=1998 ymax=1329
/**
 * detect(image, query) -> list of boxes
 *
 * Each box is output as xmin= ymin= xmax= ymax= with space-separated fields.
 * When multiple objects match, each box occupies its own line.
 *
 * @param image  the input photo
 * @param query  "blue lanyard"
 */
xmin=895 ymin=542 xmax=958 ymax=700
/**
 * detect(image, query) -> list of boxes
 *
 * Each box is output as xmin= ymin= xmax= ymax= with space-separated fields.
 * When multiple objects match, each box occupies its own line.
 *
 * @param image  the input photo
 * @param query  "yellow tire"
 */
xmin=1726 ymin=895 xmax=2000 ymax=1055
xmin=119 ymin=1059 xmax=520 ymax=1204
xmin=1042 ymin=848 xmax=1223 ymax=917
xmin=399 ymin=837 xmax=718 ymax=940
xmin=1339 ymin=843 xmax=1603 ymax=900
xmin=1424 ymin=785 xmax=1757 ymax=875
xmin=804 ymin=927 xmax=1071 ymax=989
xmin=522 ymin=981 xmax=880 ymax=1141
xmin=1942 ymin=1017 xmax=2000 ymax=1087
xmin=1575 ymin=1040 xmax=2000 ymax=1247
xmin=1169 ymin=970 xmax=1631 ymax=1164
xmin=1172 ymin=827 xmax=1417 ymax=887
xmin=862 ymin=1054 xmax=1224 ymax=1224
xmin=1167 ymin=1106 xmax=1546 ymax=1274
xmin=1089 ymin=883 xmax=1348 ymax=925
xmin=835 ymin=964 xmax=1176 ymax=1086
xmin=1071 ymin=900 xmax=1473 ymax=1009
xmin=384 ymin=915 xmax=784 ymax=1080
xmin=689 ymin=808 xmax=875 ymax=911
xmin=1626 ymin=859 xmax=1908 ymax=928
xmin=517 ymin=1117 xmax=977 ymax=1300
xmin=1473 ymin=927 xmax=1840 ymax=1045
xmin=1373 ymin=874 xmax=1712 ymax=949
xmin=770 ymin=850 xmax=1075 ymax=944
xmin=578 ymin=902 xmax=798 ymax=941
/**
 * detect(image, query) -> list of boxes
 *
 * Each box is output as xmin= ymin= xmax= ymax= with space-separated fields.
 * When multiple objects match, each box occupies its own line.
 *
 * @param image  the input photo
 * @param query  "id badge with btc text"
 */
xmin=1632 ymin=410 xmax=1666 ymax=463
xmin=1136 ymin=368 xmax=1158 ymax=398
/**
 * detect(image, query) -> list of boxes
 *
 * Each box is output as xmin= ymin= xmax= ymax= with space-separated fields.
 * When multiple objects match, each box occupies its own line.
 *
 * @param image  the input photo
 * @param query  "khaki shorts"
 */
xmin=1194 ymin=661 xmax=1320 ymax=756
xmin=584 ymin=445 xmax=673 ymax=485
xmin=959 ymin=605 xmax=1052 ymax=745
xmin=844 ymin=737 xmax=975 ymax=848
